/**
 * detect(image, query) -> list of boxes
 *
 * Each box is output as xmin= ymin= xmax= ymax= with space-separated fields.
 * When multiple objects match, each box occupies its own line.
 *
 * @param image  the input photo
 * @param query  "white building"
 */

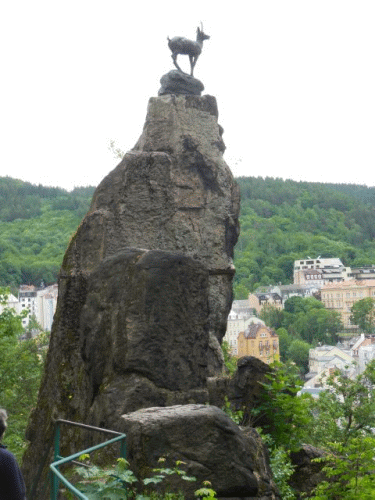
xmin=294 ymin=257 xmax=350 ymax=286
xmin=350 ymin=333 xmax=375 ymax=372
xmin=36 ymin=284 xmax=58 ymax=331
xmin=18 ymin=285 xmax=38 ymax=328
xmin=357 ymin=344 xmax=375 ymax=372
xmin=304 ymin=345 xmax=356 ymax=394
xmin=224 ymin=300 xmax=255 ymax=355
xmin=307 ymin=345 xmax=355 ymax=378
xmin=0 ymin=292 xmax=21 ymax=314
xmin=18 ymin=284 xmax=58 ymax=331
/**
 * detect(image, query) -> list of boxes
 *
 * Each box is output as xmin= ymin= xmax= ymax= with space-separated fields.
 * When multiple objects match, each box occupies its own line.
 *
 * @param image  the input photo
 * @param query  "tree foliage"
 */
xmin=350 ymin=298 xmax=375 ymax=333
xmin=0 ymin=177 xmax=94 ymax=287
xmin=310 ymin=361 xmax=375 ymax=447
xmin=309 ymin=437 xmax=375 ymax=499
xmin=0 ymin=287 xmax=49 ymax=460
xmin=251 ymin=361 xmax=312 ymax=450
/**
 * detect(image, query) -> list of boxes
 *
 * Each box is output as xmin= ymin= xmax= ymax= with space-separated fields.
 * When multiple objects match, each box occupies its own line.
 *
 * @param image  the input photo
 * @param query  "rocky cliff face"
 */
xmin=22 ymin=94 xmax=241 ymax=497
xmin=63 ymin=94 xmax=240 ymax=373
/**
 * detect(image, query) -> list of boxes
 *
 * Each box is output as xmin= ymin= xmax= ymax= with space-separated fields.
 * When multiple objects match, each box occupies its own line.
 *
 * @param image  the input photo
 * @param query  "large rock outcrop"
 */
xmin=22 ymin=94 xmax=240 ymax=498
xmin=120 ymin=405 xmax=260 ymax=499
xmin=63 ymin=94 xmax=239 ymax=373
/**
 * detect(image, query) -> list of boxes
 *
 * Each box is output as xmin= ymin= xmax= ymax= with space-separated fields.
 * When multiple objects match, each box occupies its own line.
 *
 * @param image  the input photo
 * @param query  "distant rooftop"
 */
xmin=322 ymin=279 xmax=375 ymax=289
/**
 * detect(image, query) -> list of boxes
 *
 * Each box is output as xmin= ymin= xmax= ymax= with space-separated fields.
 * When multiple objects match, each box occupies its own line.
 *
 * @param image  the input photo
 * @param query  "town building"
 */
xmin=18 ymin=284 xmax=58 ymax=331
xmin=248 ymin=283 xmax=319 ymax=314
xmin=350 ymin=333 xmax=375 ymax=372
xmin=224 ymin=300 xmax=254 ymax=355
xmin=303 ymin=344 xmax=355 ymax=394
xmin=36 ymin=284 xmax=58 ymax=331
xmin=0 ymin=292 xmax=20 ymax=315
xmin=347 ymin=265 xmax=375 ymax=281
xmin=357 ymin=343 xmax=375 ymax=372
xmin=237 ymin=320 xmax=279 ymax=364
xmin=321 ymin=279 xmax=375 ymax=328
xmin=18 ymin=285 xmax=38 ymax=328
xmin=308 ymin=345 xmax=354 ymax=376
xmin=293 ymin=257 xmax=350 ymax=286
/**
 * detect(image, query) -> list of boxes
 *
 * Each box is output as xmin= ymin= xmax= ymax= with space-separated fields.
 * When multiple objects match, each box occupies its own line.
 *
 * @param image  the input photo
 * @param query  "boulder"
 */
xmin=158 ymin=70 xmax=204 ymax=96
xmin=289 ymin=445 xmax=327 ymax=498
xmin=208 ymin=357 xmax=273 ymax=427
xmin=241 ymin=427 xmax=281 ymax=500
xmin=120 ymin=405 xmax=259 ymax=498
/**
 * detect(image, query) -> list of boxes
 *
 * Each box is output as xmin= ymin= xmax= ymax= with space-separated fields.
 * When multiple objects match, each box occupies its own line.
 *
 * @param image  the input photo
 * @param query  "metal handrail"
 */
xmin=50 ymin=419 xmax=126 ymax=500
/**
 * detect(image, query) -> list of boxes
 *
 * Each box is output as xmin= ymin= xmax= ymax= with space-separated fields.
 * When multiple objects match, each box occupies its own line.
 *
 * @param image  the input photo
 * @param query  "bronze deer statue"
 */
xmin=168 ymin=25 xmax=210 ymax=76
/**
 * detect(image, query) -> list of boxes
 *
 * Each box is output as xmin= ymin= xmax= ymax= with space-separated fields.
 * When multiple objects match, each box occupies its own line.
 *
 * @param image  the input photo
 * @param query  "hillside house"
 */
xmin=249 ymin=283 xmax=319 ymax=314
xmin=18 ymin=284 xmax=58 ymax=331
xmin=224 ymin=300 xmax=255 ymax=355
xmin=294 ymin=257 xmax=350 ymax=286
xmin=321 ymin=279 xmax=375 ymax=328
xmin=0 ymin=292 xmax=20 ymax=314
xmin=308 ymin=345 xmax=354 ymax=376
xmin=237 ymin=321 xmax=279 ymax=364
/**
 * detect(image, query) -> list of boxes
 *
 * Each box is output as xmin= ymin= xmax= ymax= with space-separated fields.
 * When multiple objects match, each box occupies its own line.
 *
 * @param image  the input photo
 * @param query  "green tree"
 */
xmin=290 ymin=307 xmax=341 ymax=345
xmin=284 ymin=296 xmax=306 ymax=314
xmin=350 ymin=297 xmax=375 ymax=333
xmin=259 ymin=305 xmax=284 ymax=330
xmin=309 ymin=437 xmax=375 ymax=499
xmin=221 ymin=340 xmax=237 ymax=376
xmin=233 ymin=283 xmax=250 ymax=300
xmin=310 ymin=361 xmax=375 ymax=447
xmin=286 ymin=339 xmax=311 ymax=373
xmin=252 ymin=361 xmax=312 ymax=450
xmin=276 ymin=327 xmax=293 ymax=362
xmin=0 ymin=287 xmax=47 ymax=460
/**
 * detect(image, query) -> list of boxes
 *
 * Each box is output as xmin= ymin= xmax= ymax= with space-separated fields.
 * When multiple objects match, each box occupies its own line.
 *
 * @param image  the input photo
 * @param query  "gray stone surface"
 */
xmin=241 ymin=427 xmax=281 ymax=500
xmin=208 ymin=356 xmax=273 ymax=427
xmin=22 ymin=94 xmax=240 ymax=498
xmin=120 ymin=405 xmax=259 ymax=498
xmin=289 ymin=445 xmax=327 ymax=499
xmin=158 ymin=70 xmax=204 ymax=96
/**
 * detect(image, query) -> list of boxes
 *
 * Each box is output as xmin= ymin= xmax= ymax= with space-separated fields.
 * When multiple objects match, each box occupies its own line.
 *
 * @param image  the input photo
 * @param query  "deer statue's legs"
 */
xmin=189 ymin=55 xmax=198 ymax=76
xmin=189 ymin=55 xmax=194 ymax=76
xmin=172 ymin=53 xmax=183 ymax=73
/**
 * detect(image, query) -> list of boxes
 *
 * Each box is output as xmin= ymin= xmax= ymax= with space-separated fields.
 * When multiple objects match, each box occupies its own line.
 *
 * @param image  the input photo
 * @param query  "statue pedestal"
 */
xmin=158 ymin=70 xmax=204 ymax=96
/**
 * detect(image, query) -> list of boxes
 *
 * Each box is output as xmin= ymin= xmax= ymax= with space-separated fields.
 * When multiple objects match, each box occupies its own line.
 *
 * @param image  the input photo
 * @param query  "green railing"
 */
xmin=49 ymin=419 xmax=126 ymax=500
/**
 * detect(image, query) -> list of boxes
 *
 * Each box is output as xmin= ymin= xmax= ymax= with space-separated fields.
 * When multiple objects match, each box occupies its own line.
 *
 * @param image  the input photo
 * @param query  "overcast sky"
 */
xmin=1 ymin=1 xmax=374 ymax=191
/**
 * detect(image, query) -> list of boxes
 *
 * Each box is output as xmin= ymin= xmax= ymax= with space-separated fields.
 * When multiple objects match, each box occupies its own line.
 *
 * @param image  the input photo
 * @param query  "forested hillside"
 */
xmin=233 ymin=177 xmax=375 ymax=298
xmin=2 ymin=175 xmax=375 ymax=295
xmin=0 ymin=177 xmax=95 ymax=288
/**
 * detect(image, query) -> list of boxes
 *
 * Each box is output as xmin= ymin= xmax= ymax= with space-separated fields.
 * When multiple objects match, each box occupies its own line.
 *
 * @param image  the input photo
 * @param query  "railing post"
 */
xmin=120 ymin=437 xmax=126 ymax=459
xmin=51 ymin=422 xmax=61 ymax=500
